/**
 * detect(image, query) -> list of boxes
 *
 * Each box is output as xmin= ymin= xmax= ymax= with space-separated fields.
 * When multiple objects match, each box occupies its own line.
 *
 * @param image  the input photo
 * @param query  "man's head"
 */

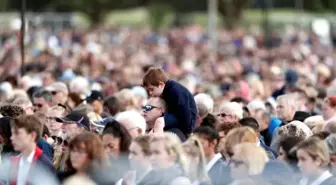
xmin=194 ymin=93 xmax=214 ymax=113
xmin=142 ymin=97 xmax=166 ymax=129
xmin=193 ymin=126 xmax=219 ymax=159
xmin=276 ymin=94 xmax=299 ymax=122
xmin=10 ymin=115 xmax=43 ymax=152
xmin=239 ymin=117 xmax=260 ymax=134
xmin=86 ymin=91 xmax=104 ymax=115
xmin=196 ymin=102 xmax=209 ymax=129
xmin=56 ymin=111 xmax=90 ymax=139
xmin=103 ymin=96 xmax=121 ymax=116
xmin=33 ymin=90 xmax=52 ymax=113
xmin=143 ymin=67 xmax=169 ymax=97
xmin=48 ymin=82 xmax=69 ymax=105
xmin=12 ymin=97 xmax=34 ymax=115
xmin=116 ymin=111 xmax=147 ymax=138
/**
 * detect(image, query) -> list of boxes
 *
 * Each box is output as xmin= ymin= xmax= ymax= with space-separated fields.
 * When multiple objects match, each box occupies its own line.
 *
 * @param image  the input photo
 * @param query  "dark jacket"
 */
xmin=208 ymin=159 xmax=231 ymax=185
xmin=9 ymin=147 xmax=56 ymax=185
xmin=162 ymin=80 xmax=197 ymax=135
xmin=37 ymin=138 xmax=53 ymax=160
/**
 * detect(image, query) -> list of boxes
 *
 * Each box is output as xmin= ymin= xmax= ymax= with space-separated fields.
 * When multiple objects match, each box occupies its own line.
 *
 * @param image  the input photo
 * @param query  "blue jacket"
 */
xmin=37 ymin=138 xmax=53 ymax=161
xmin=162 ymin=80 xmax=197 ymax=135
xmin=208 ymin=159 xmax=231 ymax=185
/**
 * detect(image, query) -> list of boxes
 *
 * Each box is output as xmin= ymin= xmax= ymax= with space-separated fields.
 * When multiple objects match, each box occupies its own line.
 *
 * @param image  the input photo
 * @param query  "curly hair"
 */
xmin=0 ymin=105 xmax=26 ymax=117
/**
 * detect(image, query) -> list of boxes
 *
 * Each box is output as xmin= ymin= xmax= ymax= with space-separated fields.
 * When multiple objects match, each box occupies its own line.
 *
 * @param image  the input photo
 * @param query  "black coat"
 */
xmin=162 ymin=80 xmax=197 ymax=135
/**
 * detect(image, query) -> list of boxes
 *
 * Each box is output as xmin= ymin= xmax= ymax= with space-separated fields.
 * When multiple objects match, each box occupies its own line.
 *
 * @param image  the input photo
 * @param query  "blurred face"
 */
xmin=11 ymin=128 xmax=35 ymax=152
xmin=150 ymin=140 xmax=175 ymax=169
xmin=276 ymin=100 xmax=293 ymax=121
xmin=142 ymin=98 xmax=164 ymax=127
xmin=277 ymin=147 xmax=287 ymax=161
xmin=52 ymin=91 xmax=68 ymax=105
xmin=129 ymin=141 xmax=150 ymax=171
xmin=102 ymin=134 xmax=120 ymax=158
xmin=217 ymin=111 xmax=237 ymax=125
xmin=46 ymin=110 xmax=63 ymax=133
xmin=146 ymin=83 xmax=165 ymax=97
xmin=196 ymin=134 xmax=215 ymax=159
xmin=330 ymin=154 xmax=336 ymax=168
xmin=62 ymin=123 xmax=82 ymax=139
xmin=22 ymin=104 xmax=34 ymax=115
xmin=322 ymin=98 xmax=336 ymax=120
xmin=90 ymin=100 xmax=104 ymax=115
xmin=297 ymin=149 xmax=321 ymax=176
xmin=33 ymin=97 xmax=50 ymax=113
xmin=230 ymin=153 xmax=249 ymax=180
xmin=70 ymin=147 xmax=88 ymax=171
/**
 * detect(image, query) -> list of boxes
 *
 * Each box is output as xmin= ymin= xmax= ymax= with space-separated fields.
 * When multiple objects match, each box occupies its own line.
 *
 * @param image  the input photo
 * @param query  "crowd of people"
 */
xmin=0 ymin=24 xmax=335 ymax=185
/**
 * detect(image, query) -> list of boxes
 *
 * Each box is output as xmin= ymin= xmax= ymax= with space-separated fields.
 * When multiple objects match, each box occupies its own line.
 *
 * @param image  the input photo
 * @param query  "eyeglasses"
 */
xmin=217 ymin=113 xmax=228 ymax=118
xmin=143 ymin=105 xmax=160 ymax=111
xmin=51 ymin=91 xmax=58 ymax=95
xmin=51 ymin=136 xmax=68 ymax=147
xmin=33 ymin=104 xmax=43 ymax=108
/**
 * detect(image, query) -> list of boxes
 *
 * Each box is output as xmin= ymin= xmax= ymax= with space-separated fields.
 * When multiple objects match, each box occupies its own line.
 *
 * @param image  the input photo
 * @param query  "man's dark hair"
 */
xmin=0 ymin=105 xmax=26 ymax=118
xmin=104 ymin=96 xmax=121 ymax=116
xmin=27 ymin=86 xmax=42 ymax=101
xmin=200 ymin=114 xmax=218 ymax=130
xmin=33 ymin=89 xmax=52 ymax=102
xmin=239 ymin=117 xmax=259 ymax=132
xmin=42 ymin=124 xmax=50 ymax=137
xmin=193 ymin=126 xmax=219 ymax=143
xmin=230 ymin=97 xmax=248 ymax=105
xmin=103 ymin=120 xmax=132 ymax=153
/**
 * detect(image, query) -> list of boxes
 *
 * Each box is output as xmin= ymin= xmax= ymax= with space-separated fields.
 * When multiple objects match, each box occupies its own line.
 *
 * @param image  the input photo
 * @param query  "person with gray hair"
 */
xmin=325 ymin=134 xmax=336 ymax=169
xmin=194 ymin=93 xmax=214 ymax=113
xmin=12 ymin=97 xmax=34 ymax=115
xmin=33 ymin=90 xmax=53 ymax=113
xmin=195 ymin=102 xmax=209 ymax=129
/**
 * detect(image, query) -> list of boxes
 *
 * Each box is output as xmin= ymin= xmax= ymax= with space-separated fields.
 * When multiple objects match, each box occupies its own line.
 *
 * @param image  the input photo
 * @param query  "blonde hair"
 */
xmin=115 ymin=89 xmax=137 ymax=111
xmin=233 ymin=143 xmax=269 ymax=175
xmin=49 ymin=105 xmax=67 ymax=115
xmin=224 ymin=127 xmax=258 ymax=155
xmin=151 ymin=133 xmax=189 ymax=176
xmin=296 ymin=137 xmax=330 ymax=168
xmin=182 ymin=136 xmax=209 ymax=182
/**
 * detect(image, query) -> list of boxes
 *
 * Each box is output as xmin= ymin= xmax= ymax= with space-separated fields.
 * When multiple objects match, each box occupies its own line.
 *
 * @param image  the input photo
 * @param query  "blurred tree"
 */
xmin=303 ymin=0 xmax=325 ymax=11
xmin=218 ymin=0 xmax=251 ymax=29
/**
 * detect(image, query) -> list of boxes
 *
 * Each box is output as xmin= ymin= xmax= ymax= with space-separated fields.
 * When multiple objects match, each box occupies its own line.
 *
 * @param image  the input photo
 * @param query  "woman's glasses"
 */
xmin=51 ymin=136 xmax=68 ymax=147
xmin=217 ymin=113 xmax=228 ymax=118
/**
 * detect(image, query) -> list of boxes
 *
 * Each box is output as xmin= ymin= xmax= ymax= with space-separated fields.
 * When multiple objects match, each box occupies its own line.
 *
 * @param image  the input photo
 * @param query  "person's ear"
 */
xmin=137 ymin=128 xmax=143 ymax=135
xmin=31 ymin=132 xmax=38 ymax=141
xmin=159 ymin=82 xmax=165 ymax=87
xmin=44 ymin=134 xmax=49 ymax=140
xmin=210 ymin=139 xmax=217 ymax=148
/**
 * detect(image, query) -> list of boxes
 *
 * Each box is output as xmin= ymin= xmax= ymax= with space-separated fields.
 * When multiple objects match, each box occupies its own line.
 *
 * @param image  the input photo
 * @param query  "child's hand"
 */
xmin=153 ymin=117 xmax=165 ymax=135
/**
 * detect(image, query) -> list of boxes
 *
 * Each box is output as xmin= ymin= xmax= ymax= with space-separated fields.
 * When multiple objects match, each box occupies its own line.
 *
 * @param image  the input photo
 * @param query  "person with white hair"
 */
xmin=325 ymin=134 xmax=336 ymax=170
xmin=12 ymin=97 xmax=34 ymax=115
xmin=276 ymin=94 xmax=300 ymax=124
xmin=132 ymin=86 xmax=148 ymax=109
xmin=116 ymin=111 xmax=146 ymax=138
xmin=217 ymin=102 xmax=243 ymax=126
xmin=47 ymin=82 xmax=69 ymax=106
xmin=194 ymin=93 xmax=214 ymax=113
xmin=247 ymin=100 xmax=266 ymax=118
xmin=69 ymin=76 xmax=90 ymax=100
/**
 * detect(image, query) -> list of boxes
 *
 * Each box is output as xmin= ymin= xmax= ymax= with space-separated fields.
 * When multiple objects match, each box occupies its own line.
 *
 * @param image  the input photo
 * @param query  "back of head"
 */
xmin=194 ymin=93 xmax=214 ymax=113
xmin=0 ymin=105 xmax=26 ymax=118
xmin=200 ymin=113 xmax=218 ymax=129
xmin=115 ymin=89 xmax=136 ymax=111
xmin=224 ymin=127 xmax=258 ymax=155
xmin=12 ymin=97 xmax=32 ymax=107
xmin=143 ymin=67 xmax=169 ymax=87
xmin=196 ymin=102 xmax=209 ymax=118
xmin=0 ymin=116 xmax=14 ymax=152
xmin=104 ymin=96 xmax=120 ymax=116
xmin=239 ymin=117 xmax=259 ymax=133
xmin=116 ymin=111 xmax=146 ymax=135
xmin=193 ymin=126 xmax=219 ymax=143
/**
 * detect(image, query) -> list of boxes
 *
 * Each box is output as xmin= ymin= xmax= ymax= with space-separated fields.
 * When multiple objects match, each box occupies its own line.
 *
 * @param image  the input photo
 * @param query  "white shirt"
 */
xmin=299 ymin=171 xmax=333 ymax=185
xmin=17 ymin=150 xmax=35 ymax=185
xmin=206 ymin=153 xmax=222 ymax=172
